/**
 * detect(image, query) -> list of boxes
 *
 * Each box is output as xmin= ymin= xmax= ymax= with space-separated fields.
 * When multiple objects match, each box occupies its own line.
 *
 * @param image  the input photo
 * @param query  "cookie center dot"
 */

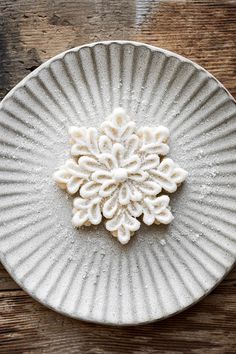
xmin=112 ymin=168 xmax=128 ymax=183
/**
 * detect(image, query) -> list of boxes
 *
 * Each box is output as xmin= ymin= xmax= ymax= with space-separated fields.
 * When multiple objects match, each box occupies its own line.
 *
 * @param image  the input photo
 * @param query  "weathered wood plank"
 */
xmin=0 ymin=0 xmax=236 ymax=353
xmin=0 ymin=264 xmax=19 ymax=291
xmin=0 ymin=0 xmax=236 ymax=99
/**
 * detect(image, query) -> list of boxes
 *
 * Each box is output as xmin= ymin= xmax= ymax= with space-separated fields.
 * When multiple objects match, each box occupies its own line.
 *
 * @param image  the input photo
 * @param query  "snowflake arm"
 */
xmin=150 ymin=158 xmax=188 ymax=193
xmin=53 ymin=159 xmax=89 ymax=194
xmin=72 ymin=196 xmax=102 ymax=227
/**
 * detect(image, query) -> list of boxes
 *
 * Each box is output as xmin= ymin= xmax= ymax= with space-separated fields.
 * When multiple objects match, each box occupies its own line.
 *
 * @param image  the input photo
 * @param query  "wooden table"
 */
xmin=0 ymin=1 xmax=236 ymax=353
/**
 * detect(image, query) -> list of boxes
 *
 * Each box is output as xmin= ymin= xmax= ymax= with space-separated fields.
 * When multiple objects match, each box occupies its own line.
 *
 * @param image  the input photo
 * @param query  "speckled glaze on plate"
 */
xmin=0 ymin=41 xmax=236 ymax=326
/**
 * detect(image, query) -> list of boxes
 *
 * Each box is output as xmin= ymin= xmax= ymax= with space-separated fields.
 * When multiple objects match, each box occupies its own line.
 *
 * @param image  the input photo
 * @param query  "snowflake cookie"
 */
xmin=54 ymin=108 xmax=187 ymax=244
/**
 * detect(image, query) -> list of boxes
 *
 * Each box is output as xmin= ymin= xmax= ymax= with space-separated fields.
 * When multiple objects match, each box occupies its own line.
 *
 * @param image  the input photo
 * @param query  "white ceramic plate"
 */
xmin=0 ymin=41 xmax=236 ymax=325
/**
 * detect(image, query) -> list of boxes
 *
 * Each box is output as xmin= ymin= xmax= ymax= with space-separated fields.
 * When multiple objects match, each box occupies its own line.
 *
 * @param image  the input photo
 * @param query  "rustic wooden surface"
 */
xmin=0 ymin=0 xmax=236 ymax=353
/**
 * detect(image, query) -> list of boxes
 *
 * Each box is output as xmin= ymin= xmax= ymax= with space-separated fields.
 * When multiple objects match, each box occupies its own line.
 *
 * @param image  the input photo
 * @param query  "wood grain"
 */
xmin=0 ymin=0 xmax=236 ymax=353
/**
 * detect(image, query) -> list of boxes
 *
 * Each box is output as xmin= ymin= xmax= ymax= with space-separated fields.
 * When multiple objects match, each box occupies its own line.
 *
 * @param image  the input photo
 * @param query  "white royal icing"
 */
xmin=54 ymin=108 xmax=187 ymax=244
